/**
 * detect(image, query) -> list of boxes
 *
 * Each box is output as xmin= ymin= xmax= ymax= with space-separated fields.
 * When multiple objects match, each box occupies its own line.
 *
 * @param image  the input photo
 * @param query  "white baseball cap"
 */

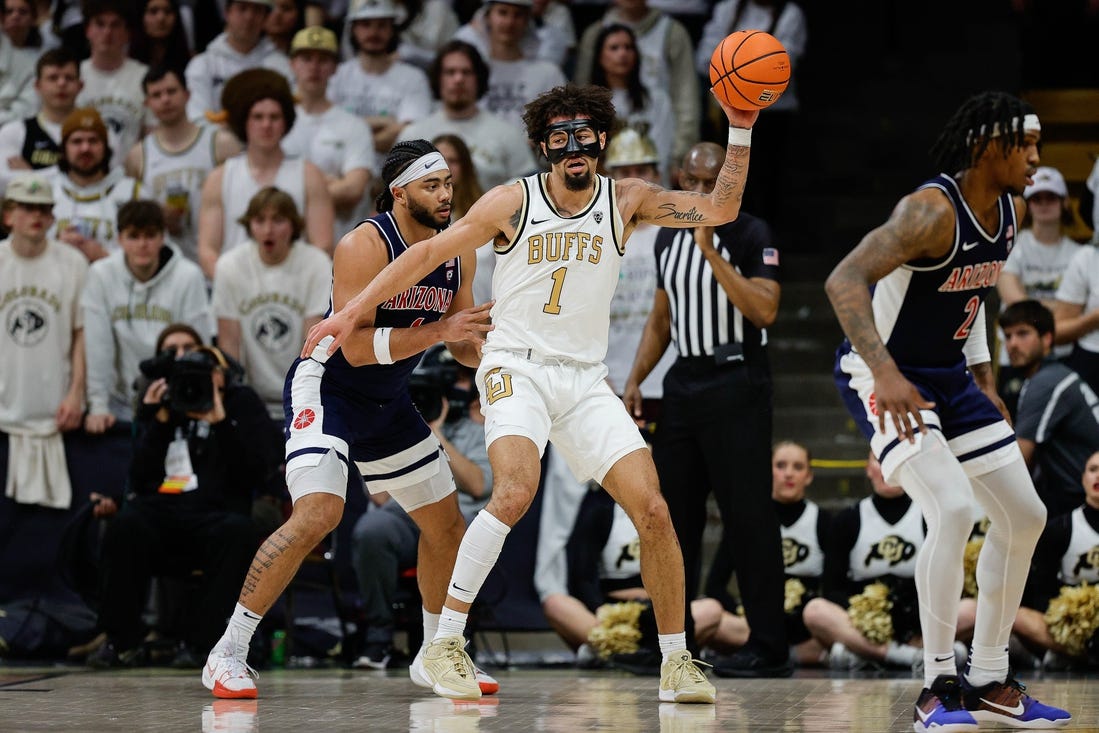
xmin=1024 ymin=166 xmax=1068 ymax=199
xmin=347 ymin=0 xmax=399 ymax=21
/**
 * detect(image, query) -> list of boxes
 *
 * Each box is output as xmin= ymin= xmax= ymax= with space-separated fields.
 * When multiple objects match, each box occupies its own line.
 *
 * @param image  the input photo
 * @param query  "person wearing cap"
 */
xmin=452 ymin=0 xmax=575 ymax=69
xmin=125 ymin=67 xmax=241 ymax=266
xmin=48 ymin=106 xmax=142 ymax=262
xmin=0 ymin=49 xmax=82 ymax=193
xmin=202 ymin=139 xmax=495 ymax=701
xmin=282 ymin=26 xmax=376 ymax=240
xmin=183 ymin=0 xmax=292 ymax=122
xmin=0 ymin=175 xmax=88 ymax=506
xmin=329 ymin=0 xmax=432 ymax=157
xmin=456 ymin=0 xmax=566 ymax=130
xmin=76 ymin=0 xmax=148 ymax=169
xmin=397 ymin=40 xmax=536 ymax=191
xmin=197 ymin=67 xmax=333 ymax=279
xmin=996 ymin=166 xmax=1081 ymax=417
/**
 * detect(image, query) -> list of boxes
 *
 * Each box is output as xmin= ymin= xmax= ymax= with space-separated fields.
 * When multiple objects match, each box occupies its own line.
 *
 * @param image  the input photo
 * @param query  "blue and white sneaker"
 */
xmin=913 ymin=675 xmax=978 ymax=733
xmin=962 ymin=674 xmax=1071 ymax=728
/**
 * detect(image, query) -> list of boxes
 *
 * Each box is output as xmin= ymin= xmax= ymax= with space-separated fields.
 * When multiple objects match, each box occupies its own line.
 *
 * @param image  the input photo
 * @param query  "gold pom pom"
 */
xmin=963 ymin=537 xmax=984 ymax=598
xmin=1044 ymin=583 xmax=1099 ymax=658
xmin=784 ymin=578 xmax=807 ymax=614
xmin=587 ymin=601 xmax=647 ymax=659
xmin=848 ymin=582 xmax=894 ymax=645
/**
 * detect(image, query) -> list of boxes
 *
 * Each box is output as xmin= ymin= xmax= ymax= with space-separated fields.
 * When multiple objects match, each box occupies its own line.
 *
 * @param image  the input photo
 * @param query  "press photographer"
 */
xmin=88 ymin=324 xmax=282 ymax=669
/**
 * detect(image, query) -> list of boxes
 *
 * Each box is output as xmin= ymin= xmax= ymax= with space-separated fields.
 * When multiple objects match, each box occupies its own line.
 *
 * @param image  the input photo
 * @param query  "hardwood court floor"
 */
xmin=1 ymin=667 xmax=1097 ymax=732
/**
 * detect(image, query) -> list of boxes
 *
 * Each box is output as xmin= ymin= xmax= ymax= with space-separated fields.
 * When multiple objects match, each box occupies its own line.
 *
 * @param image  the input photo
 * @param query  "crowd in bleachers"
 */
xmin=3 ymin=0 xmax=1099 ymax=690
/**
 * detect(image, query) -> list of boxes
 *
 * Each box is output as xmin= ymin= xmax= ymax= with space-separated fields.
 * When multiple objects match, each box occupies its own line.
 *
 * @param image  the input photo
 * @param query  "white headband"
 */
xmin=389 ymin=153 xmax=449 ymax=192
xmin=966 ymin=113 xmax=1041 ymax=145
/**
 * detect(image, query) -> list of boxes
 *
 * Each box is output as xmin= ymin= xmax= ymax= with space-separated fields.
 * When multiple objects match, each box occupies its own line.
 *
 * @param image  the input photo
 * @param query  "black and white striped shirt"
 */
xmin=654 ymin=212 xmax=778 ymax=360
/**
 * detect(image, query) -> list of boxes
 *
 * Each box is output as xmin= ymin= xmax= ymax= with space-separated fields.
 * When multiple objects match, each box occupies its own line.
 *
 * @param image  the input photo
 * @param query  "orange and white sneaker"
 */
xmin=202 ymin=645 xmax=258 ymax=699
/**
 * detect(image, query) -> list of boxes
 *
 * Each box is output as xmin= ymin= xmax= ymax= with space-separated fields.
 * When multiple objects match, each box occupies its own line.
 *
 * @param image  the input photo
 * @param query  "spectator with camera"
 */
xmin=88 ymin=323 xmax=281 ymax=668
xmin=82 ymin=199 xmax=212 ymax=434
xmin=350 ymin=345 xmax=492 ymax=669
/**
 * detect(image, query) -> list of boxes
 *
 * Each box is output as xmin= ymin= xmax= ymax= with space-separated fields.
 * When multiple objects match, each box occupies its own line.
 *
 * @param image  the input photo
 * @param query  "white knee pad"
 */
xmin=388 ymin=459 xmax=457 ymax=514
xmin=287 ymin=449 xmax=349 ymax=504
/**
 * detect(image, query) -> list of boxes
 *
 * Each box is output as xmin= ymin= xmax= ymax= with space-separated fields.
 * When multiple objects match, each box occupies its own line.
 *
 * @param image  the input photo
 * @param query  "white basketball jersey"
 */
xmin=141 ymin=124 xmax=219 ymax=263
xmin=487 ymin=172 xmax=624 ymax=364
xmin=221 ymin=155 xmax=306 ymax=252
xmin=848 ymin=497 xmax=924 ymax=582
xmin=1059 ymin=507 xmax=1099 ymax=585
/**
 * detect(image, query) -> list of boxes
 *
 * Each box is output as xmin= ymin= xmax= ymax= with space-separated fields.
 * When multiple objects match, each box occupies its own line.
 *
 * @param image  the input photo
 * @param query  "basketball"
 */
xmin=709 ymin=30 xmax=790 ymax=110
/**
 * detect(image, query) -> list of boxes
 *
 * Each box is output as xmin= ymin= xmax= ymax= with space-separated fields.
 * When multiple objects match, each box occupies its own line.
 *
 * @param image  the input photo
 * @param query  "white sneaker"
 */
xmin=412 ymin=644 xmax=500 ymax=695
xmin=202 ymin=645 xmax=258 ymax=699
xmin=418 ymin=635 xmax=481 ymax=700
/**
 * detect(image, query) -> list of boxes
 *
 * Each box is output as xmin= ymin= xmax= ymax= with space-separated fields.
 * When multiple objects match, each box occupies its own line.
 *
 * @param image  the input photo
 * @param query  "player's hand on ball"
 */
xmin=712 ymin=91 xmax=760 ymax=129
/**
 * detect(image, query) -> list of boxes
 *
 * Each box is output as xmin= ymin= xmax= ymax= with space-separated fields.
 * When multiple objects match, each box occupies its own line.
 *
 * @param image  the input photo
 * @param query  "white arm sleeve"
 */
xmin=963 ymin=301 xmax=991 ymax=366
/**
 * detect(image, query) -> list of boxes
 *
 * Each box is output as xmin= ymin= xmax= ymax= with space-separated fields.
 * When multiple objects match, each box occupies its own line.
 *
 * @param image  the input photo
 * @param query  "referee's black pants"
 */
xmin=653 ymin=356 xmax=787 ymax=658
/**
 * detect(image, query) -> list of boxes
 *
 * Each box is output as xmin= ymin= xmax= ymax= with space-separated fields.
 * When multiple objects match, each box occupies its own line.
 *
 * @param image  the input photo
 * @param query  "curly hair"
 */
xmin=375 ymin=139 xmax=440 ymax=213
xmin=521 ymin=84 xmax=617 ymax=147
xmin=929 ymin=91 xmax=1036 ymax=174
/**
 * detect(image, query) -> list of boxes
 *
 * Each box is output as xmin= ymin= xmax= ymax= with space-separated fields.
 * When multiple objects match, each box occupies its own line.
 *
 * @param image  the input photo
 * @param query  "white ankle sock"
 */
xmin=884 ymin=641 xmax=920 ymax=667
xmin=921 ymin=648 xmax=958 ymax=688
xmin=659 ymin=632 xmax=687 ymax=660
xmin=434 ymin=608 xmax=468 ymax=641
xmin=225 ymin=603 xmax=262 ymax=657
xmin=422 ymin=609 xmax=440 ymax=650
xmin=965 ymin=643 xmax=1009 ymax=687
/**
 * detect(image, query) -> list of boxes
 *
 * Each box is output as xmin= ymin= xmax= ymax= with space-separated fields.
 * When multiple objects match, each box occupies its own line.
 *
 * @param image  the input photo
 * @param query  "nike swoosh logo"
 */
xmin=961 ymin=241 xmax=981 ymax=251
xmin=424 ymin=162 xmax=432 ymax=169
xmin=980 ymin=697 xmax=1025 ymax=716
xmin=243 ymin=611 xmax=261 ymax=620
xmin=933 ymin=654 xmax=954 ymax=663
xmin=451 ymin=582 xmax=472 ymax=593
xmin=206 ymin=661 xmax=218 ymax=678
xmin=530 ymin=218 xmax=550 ymax=225
xmin=915 ymin=706 xmax=932 ymax=723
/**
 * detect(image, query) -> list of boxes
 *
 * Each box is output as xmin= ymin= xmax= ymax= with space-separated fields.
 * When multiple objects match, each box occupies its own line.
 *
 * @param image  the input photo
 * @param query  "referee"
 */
xmin=624 ymin=141 xmax=789 ymax=677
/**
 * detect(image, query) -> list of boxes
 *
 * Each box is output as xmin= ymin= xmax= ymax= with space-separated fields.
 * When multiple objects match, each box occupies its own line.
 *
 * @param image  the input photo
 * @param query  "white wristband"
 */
xmin=728 ymin=127 xmax=752 ymax=148
xmin=373 ymin=326 xmax=394 ymax=365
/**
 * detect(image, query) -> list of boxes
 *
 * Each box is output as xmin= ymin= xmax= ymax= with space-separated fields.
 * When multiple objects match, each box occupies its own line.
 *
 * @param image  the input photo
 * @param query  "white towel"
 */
xmin=1 ymin=419 xmax=73 ymax=510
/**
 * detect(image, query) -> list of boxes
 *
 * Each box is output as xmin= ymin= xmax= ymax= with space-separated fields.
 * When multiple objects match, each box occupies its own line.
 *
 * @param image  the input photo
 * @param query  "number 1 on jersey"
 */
xmin=543 ymin=267 xmax=567 ymax=315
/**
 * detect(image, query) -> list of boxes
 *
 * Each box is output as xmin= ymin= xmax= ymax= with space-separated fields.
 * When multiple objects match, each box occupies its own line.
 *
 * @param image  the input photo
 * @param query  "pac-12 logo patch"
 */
xmin=293 ymin=408 xmax=316 ymax=430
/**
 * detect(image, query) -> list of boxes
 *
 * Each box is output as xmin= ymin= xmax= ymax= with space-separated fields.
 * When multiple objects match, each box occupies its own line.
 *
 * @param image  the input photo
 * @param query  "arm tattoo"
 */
xmin=712 ymin=146 xmax=748 ymax=210
xmin=654 ymin=192 xmax=707 ymax=222
xmin=241 ymin=529 xmax=297 ymax=597
xmin=508 ymin=206 xmax=522 ymax=231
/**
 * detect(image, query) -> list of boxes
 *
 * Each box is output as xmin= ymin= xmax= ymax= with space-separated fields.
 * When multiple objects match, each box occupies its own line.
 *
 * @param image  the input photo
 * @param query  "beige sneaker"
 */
xmin=658 ymin=651 xmax=716 ymax=704
xmin=420 ymin=635 xmax=482 ymax=700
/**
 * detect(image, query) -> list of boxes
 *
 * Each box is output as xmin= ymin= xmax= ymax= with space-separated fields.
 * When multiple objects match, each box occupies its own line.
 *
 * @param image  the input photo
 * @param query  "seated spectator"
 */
xmin=126 ymin=66 xmax=241 ymax=265
xmin=329 ymin=0 xmax=433 ymax=157
xmin=2 ymin=0 xmax=54 ymax=66
xmin=77 ymin=0 xmax=149 ymax=168
xmin=1012 ymin=450 xmax=1099 ymax=670
xmin=0 ymin=174 xmax=87 ymax=510
xmin=183 ymin=0 xmax=292 ymax=122
xmin=452 ymin=0 xmax=574 ymax=69
xmin=211 ymin=186 xmax=331 ymax=420
xmin=349 ymin=347 xmax=492 ymax=669
xmin=197 ymin=68 xmax=334 ymax=278
xmin=398 ymin=41 xmax=536 ymax=191
xmin=0 ymin=0 xmax=37 ymax=127
xmin=586 ymin=23 xmax=673 ymax=181
xmin=48 ymin=107 xmax=142 ymax=262
xmin=129 ymin=0 xmax=193 ymax=68
xmin=0 ymin=49 xmax=81 ymax=194
xmin=1001 ymin=300 xmax=1099 ymax=517
xmin=263 ymin=0 xmax=303 ymax=54
xmin=396 ymin=0 xmax=459 ymax=70
xmin=1052 ymin=218 xmax=1099 ymax=394
xmin=281 ymin=26 xmax=376 ymax=240
xmin=802 ymin=453 xmax=933 ymax=671
xmin=997 ymin=167 xmax=1081 ymax=416
xmin=82 ymin=200 xmax=212 ymax=433
xmin=87 ymin=327 xmax=279 ymax=668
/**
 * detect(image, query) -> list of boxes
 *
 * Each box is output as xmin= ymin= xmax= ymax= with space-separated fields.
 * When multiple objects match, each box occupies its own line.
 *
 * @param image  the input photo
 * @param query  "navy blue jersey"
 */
xmin=842 ymin=173 xmax=1018 ymax=369
xmin=320 ymin=212 xmax=461 ymax=402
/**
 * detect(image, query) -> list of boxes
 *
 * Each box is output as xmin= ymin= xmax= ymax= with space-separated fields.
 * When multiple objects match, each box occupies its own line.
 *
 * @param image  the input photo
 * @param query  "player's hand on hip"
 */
xmin=872 ymin=366 xmax=935 ymax=443
xmin=302 ymin=308 xmax=357 ymax=358
xmin=440 ymin=300 xmax=495 ymax=347
xmin=711 ymin=91 xmax=760 ymax=129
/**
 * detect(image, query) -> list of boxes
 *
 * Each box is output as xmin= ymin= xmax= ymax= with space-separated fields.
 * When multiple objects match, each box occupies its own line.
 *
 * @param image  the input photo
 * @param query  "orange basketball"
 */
xmin=709 ymin=30 xmax=790 ymax=110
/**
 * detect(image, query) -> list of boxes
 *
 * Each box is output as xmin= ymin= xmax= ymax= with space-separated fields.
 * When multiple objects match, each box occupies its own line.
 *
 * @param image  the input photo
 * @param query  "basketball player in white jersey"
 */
xmin=303 ymin=83 xmax=758 ymax=705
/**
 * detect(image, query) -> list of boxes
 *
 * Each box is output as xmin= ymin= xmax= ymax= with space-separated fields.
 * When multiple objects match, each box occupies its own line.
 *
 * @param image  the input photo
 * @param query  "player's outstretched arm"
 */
xmin=302 ymin=184 xmax=519 ymax=358
xmin=627 ymin=94 xmax=759 ymax=228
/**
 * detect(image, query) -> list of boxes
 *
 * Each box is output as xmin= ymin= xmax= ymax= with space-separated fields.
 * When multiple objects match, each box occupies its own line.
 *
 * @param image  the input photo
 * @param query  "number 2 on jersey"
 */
xmin=543 ymin=267 xmax=567 ymax=315
xmin=953 ymin=295 xmax=980 ymax=340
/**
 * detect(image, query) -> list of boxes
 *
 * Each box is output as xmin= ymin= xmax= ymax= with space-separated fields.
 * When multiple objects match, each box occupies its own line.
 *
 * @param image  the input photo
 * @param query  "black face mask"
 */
xmin=543 ymin=119 xmax=602 ymax=164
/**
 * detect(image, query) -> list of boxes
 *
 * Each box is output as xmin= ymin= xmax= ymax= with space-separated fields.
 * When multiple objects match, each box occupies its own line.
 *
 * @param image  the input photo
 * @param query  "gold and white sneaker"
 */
xmin=419 ymin=635 xmax=481 ymax=700
xmin=658 ymin=651 xmax=716 ymax=704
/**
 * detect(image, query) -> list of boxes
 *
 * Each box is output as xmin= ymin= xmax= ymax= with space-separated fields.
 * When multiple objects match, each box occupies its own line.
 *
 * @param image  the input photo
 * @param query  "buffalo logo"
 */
xmin=254 ymin=311 xmax=291 ymax=352
xmin=864 ymin=534 xmax=917 ymax=568
xmin=1072 ymin=546 xmax=1099 ymax=577
xmin=7 ymin=305 xmax=47 ymax=347
xmin=782 ymin=537 xmax=809 ymax=569
xmin=293 ymin=408 xmax=316 ymax=430
xmin=593 ymin=211 xmax=603 ymax=224
xmin=615 ymin=537 xmax=641 ymax=570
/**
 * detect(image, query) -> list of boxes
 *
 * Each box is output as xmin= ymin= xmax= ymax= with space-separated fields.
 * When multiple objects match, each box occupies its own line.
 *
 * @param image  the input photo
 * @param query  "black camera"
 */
xmin=409 ymin=345 xmax=459 ymax=423
xmin=139 ymin=348 xmax=219 ymax=414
